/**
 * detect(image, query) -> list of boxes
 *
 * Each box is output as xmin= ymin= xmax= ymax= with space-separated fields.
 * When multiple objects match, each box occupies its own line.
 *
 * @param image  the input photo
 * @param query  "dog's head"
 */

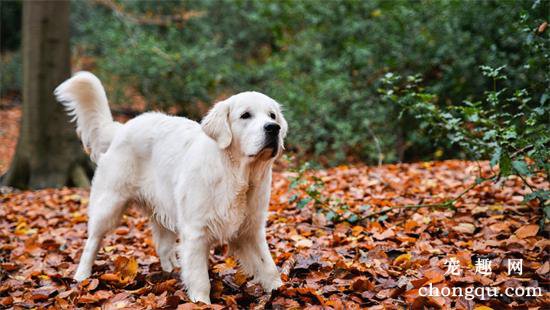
xmin=201 ymin=92 xmax=288 ymax=160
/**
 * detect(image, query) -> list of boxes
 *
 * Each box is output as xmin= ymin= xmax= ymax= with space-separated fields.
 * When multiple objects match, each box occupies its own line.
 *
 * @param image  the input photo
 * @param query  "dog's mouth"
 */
xmin=249 ymin=140 xmax=279 ymax=159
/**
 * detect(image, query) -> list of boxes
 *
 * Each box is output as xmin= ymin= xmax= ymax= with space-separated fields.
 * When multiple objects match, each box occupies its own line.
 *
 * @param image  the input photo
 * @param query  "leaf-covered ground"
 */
xmin=0 ymin=105 xmax=548 ymax=309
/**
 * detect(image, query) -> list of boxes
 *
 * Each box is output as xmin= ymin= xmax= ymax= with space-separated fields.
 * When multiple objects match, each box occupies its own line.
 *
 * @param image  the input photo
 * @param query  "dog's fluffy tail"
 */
xmin=54 ymin=71 xmax=122 ymax=163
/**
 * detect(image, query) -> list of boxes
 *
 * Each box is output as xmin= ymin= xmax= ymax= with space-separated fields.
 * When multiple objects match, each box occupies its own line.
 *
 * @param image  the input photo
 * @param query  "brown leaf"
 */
xmin=351 ymin=277 xmax=373 ymax=292
xmin=514 ymin=224 xmax=539 ymax=239
xmin=114 ymin=226 xmax=130 ymax=235
xmin=0 ymin=296 xmax=13 ymax=307
xmin=536 ymin=261 xmax=549 ymax=276
xmin=0 ymin=262 xmax=18 ymax=271
xmin=423 ymin=268 xmax=445 ymax=284
xmin=31 ymin=287 xmax=57 ymax=301
xmin=79 ymin=278 xmax=99 ymax=291
xmin=151 ymin=279 xmax=177 ymax=294
xmin=373 ymin=228 xmax=395 ymax=240
xmin=78 ymin=293 xmax=100 ymax=304
xmin=100 ymin=273 xmax=120 ymax=282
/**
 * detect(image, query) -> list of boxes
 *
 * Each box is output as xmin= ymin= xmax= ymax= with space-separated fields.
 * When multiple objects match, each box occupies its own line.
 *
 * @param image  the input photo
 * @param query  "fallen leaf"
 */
xmin=514 ymin=224 xmax=539 ymax=239
xmin=295 ymin=238 xmax=313 ymax=248
xmin=452 ymin=223 xmax=476 ymax=234
xmin=114 ymin=256 xmax=139 ymax=283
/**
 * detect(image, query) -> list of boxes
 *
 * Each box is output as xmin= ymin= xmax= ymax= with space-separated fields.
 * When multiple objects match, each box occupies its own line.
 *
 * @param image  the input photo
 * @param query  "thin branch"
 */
xmin=360 ymin=179 xmax=487 ymax=220
xmin=451 ymin=180 xmax=480 ymax=203
xmin=511 ymin=145 xmax=534 ymax=158
xmin=365 ymin=120 xmax=383 ymax=167
xmin=514 ymin=169 xmax=545 ymax=208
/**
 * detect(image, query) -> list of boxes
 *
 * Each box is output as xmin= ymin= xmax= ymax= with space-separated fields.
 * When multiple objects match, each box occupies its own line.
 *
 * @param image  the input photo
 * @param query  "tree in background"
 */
xmin=2 ymin=1 xmax=90 ymax=189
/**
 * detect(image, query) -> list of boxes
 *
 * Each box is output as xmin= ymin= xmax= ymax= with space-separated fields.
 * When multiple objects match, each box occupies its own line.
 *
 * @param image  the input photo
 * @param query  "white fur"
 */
xmin=54 ymin=71 xmax=287 ymax=304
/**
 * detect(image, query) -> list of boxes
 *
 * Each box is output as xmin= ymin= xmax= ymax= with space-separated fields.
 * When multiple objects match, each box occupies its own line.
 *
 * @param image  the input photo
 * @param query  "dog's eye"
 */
xmin=269 ymin=112 xmax=276 ymax=120
xmin=240 ymin=112 xmax=251 ymax=119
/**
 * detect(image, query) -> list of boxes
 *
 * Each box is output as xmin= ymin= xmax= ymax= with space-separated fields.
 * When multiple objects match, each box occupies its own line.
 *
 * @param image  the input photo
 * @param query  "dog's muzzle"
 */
xmin=262 ymin=123 xmax=280 ymax=157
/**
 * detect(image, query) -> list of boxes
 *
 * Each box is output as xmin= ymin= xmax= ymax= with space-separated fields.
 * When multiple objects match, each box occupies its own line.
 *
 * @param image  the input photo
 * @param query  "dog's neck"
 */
xmin=224 ymin=148 xmax=273 ymax=186
xmin=226 ymin=149 xmax=239 ymax=167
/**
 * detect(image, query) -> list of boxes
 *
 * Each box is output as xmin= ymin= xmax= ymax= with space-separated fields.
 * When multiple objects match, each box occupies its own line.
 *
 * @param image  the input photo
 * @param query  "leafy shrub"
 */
xmin=69 ymin=0 xmax=548 ymax=164
xmin=2 ymin=0 xmax=548 ymax=165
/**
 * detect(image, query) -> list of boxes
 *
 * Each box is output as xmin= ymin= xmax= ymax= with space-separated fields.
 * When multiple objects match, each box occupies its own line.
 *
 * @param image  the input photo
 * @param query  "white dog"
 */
xmin=54 ymin=72 xmax=287 ymax=304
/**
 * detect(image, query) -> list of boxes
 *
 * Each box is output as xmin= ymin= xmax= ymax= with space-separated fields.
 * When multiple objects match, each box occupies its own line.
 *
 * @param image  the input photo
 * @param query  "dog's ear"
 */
xmin=201 ymin=99 xmax=232 ymax=149
xmin=275 ymin=104 xmax=288 ymax=151
xmin=274 ymin=102 xmax=288 ymax=138
xmin=278 ymin=109 xmax=288 ymax=139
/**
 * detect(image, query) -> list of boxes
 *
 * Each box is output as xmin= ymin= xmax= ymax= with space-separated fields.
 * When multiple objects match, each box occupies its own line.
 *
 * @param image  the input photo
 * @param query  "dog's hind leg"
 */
xmin=74 ymin=189 xmax=127 ymax=281
xmin=151 ymin=220 xmax=179 ymax=272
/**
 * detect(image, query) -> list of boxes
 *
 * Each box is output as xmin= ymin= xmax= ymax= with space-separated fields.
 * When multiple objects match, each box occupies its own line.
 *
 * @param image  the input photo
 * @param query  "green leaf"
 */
xmin=524 ymin=190 xmax=549 ymax=206
xmin=499 ymin=151 xmax=512 ymax=176
xmin=346 ymin=212 xmax=360 ymax=224
xmin=359 ymin=205 xmax=372 ymax=213
xmin=540 ymin=94 xmax=548 ymax=105
xmin=377 ymin=214 xmax=388 ymax=222
xmin=288 ymin=194 xmax=298 ymax=203
xmin=325 ymin=210 xmax=338 ymax=222
xmin=490 ymin=147 xmax=501 ymax=167
xmin=523 ymin=192 xmax=537 ymax=202
xmin=512 ymin=160 xmax=530 ymax=176
xmin=296 ymin=197 xmax=312 ymax=209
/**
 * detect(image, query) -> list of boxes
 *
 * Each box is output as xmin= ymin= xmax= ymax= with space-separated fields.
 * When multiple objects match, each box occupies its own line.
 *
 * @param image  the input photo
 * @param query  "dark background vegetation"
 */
xmin=1 ymin=0 xmax=548 ymax=166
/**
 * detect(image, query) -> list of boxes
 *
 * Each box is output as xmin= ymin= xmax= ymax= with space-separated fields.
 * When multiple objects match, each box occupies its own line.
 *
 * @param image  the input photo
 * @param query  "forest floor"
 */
xmin=0 ymin=103 xmax=548 ymax=309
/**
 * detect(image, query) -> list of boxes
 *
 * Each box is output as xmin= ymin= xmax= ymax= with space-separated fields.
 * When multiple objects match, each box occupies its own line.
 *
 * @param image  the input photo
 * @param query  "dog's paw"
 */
xmin=74 ymin=270 xmax=91 ymax=282
xmin=260 ymin=274 xmax=283 ymax=291
xmin=188 ymin=291 xmax=211 ymax=304
xmin=160 ymin=251 xmax=180 ymax=272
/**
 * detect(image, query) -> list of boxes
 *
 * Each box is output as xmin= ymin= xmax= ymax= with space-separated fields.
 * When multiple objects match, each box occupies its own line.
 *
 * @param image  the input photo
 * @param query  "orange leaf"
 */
xmin=514 ymin=224 xmax=539 ymax=239
xmin=100 ymin=273 xmax=120 ymax=282
xmin=424 ymin=268 xmax=445 ymax=284
xmin=114 ymin=256 xmax=139 ymax=283
xmin=474 ymin=306 xmax=494 ymax=310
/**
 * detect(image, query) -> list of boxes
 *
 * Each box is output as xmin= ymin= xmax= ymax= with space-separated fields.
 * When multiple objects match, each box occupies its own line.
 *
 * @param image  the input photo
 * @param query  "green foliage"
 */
xmin=67 ymin=0 xmax=548 ymax=164
xmin=376 ymin=4 xmax=549 ymax=215
xmin=288 ymin=161 xmax=361 ymax=224
xmin=1 ymin=0 xmax=548 ymax=165
xmin=380 ymin=66 xmax=548 ymax=215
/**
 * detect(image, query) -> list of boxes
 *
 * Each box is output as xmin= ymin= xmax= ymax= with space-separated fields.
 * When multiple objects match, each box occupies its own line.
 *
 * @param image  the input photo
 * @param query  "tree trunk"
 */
xmin=2 ymin=1 xmax=91 ymax=189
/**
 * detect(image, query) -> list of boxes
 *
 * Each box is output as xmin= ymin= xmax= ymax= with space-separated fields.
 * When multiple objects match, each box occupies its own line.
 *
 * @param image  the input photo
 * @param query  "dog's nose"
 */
xmin=264 ymin=123 xmax=280 ymax=135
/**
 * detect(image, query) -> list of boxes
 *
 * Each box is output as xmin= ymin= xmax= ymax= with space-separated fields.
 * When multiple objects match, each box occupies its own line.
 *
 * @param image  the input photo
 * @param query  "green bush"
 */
xmin=69 ymin=0 xmax=547 ymax=164
xmin=2 ymin=0 xmax=548 ymax=165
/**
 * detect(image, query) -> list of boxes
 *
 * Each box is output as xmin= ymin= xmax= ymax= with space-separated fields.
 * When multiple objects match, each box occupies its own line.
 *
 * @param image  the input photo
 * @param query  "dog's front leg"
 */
xmin=231 ymin=171 xmax=282 ymax=291
xmin=179 ymin=229 xmax=211 ymax=304
xmin=231 ymin=229 xmax=282 ymax=291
